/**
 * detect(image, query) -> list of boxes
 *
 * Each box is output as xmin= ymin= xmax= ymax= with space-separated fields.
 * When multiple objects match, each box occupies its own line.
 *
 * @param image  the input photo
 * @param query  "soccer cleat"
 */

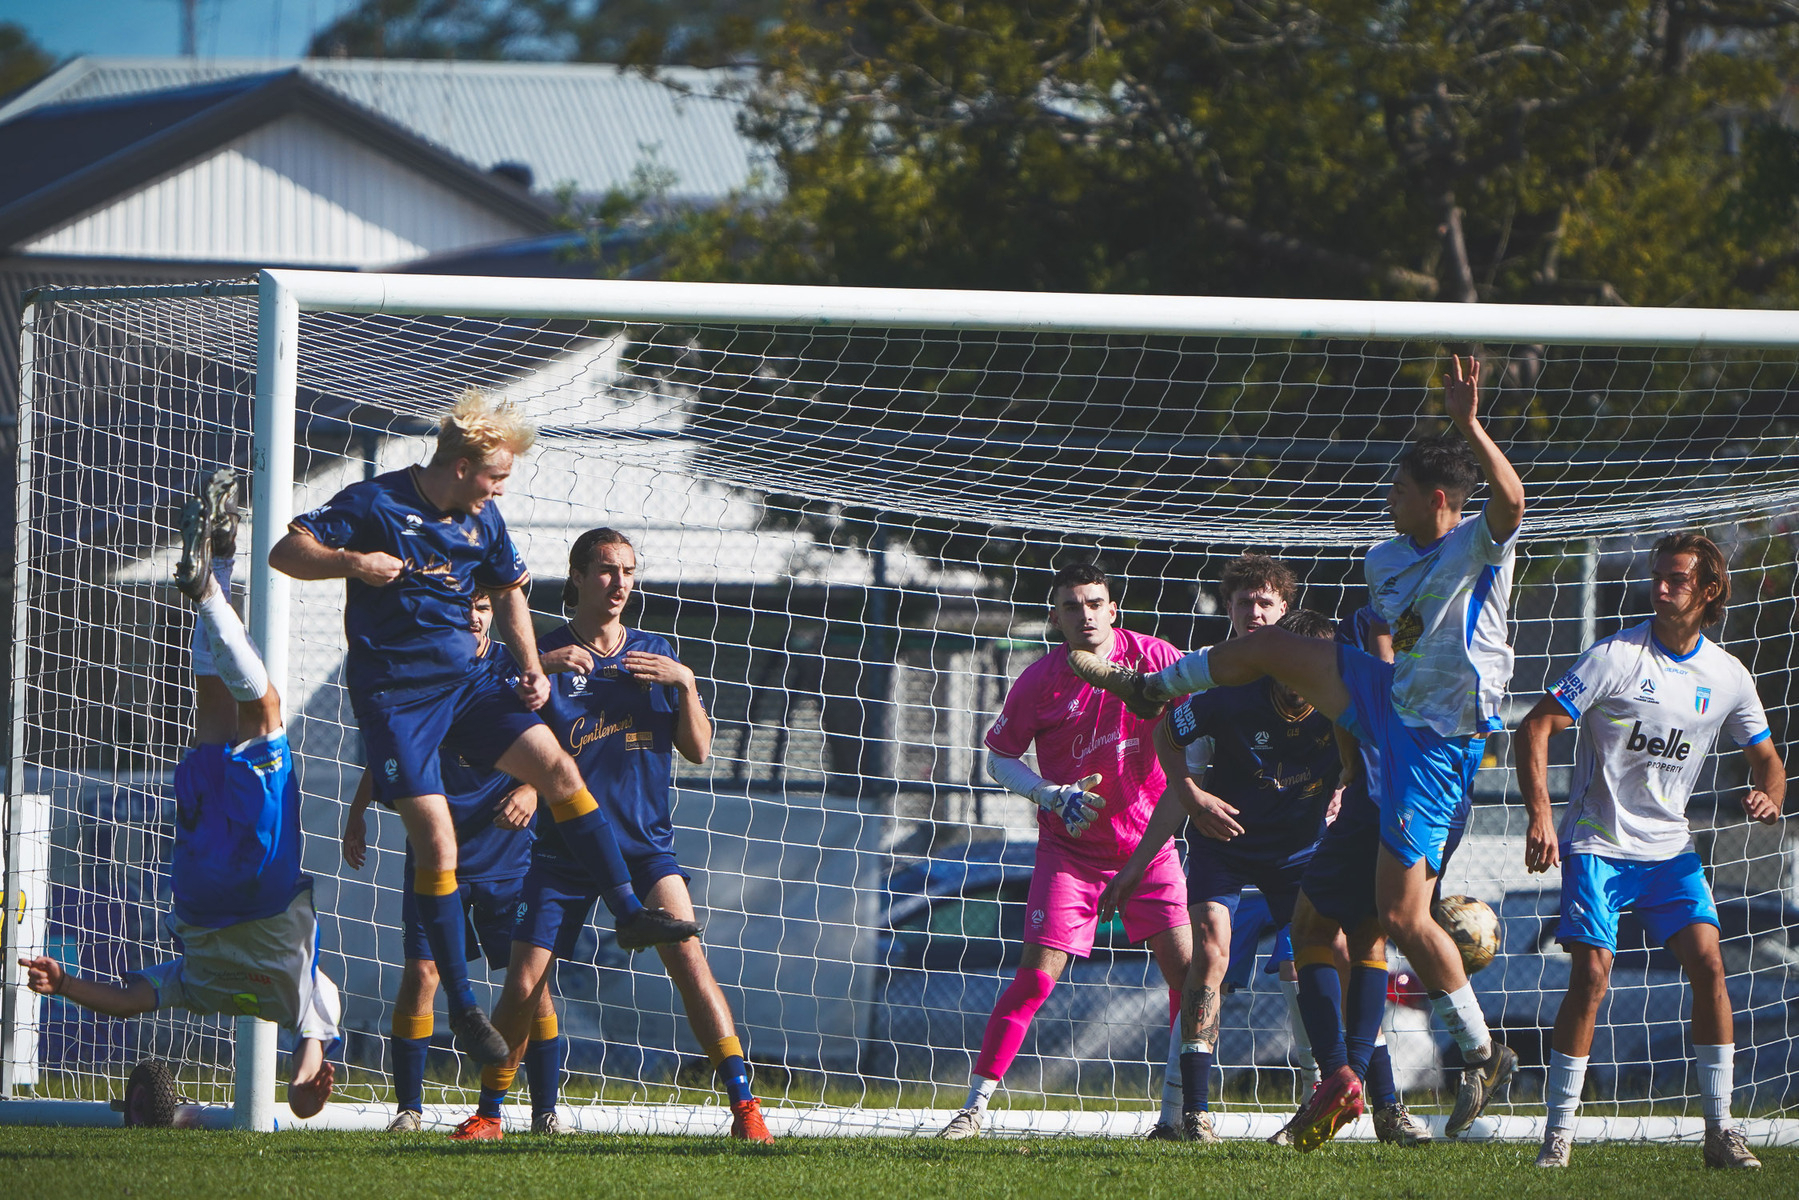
xmin=448 ymin=1006 xmax=511 ymax=1067
xmin=938 ymin=1108 xmax=983 ymax=1140
xmin=1144 ymin=1122 xmax=1183 ymax=1142
xmin=174 ymin=470 xmax=234 ymax=601
xmin=1287 ymin=1065 xmax=1364 ymax=1152
xmin=1702 ymin=1125 xmax=1761 ymax=1169
xmin=1181 ymin=1110 xmax=1219 ymax=1144
xmin=1064 ymin=649 xmax=1172 ymax=720
xmin=1535 ymin=1127 xmax=1572 ymax=1167
xmin=121 ymin=1059 xmax=180 ymax=1129
xmin=1267 ymin=1098 xmax=1307 ymax=1146
xmin=209 ymin=467 xmax=241 ymax=559
xmin=1372 ymin=1102 xmax=1431 ymax=1146
xmin=614 ymin=906 xmax=703 ymax=952
xmin=449 ymin=1113 xmax=503 ymax=1141
xmin=1446 ymin=1040 xmax=1516 ymax=1138
xmin=386 ymin=1109 xmax=423 ymax=1132
xmin=730 ymin=1097 xmax=774 ymax=1143
xmin=531 ymin=1110 xmax=563 ymax=1135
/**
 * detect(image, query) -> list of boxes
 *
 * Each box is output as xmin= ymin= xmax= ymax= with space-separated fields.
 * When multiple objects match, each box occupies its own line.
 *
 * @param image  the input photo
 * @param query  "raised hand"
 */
xmin=1444 ymin=354 xmax=1482 ymax=430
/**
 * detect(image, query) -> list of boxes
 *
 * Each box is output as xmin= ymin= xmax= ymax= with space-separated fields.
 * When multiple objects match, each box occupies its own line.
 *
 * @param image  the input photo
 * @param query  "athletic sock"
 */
xmin=189 ymin=560 xmax=235 ymax=678
xmin=411 ymin=869 xmax=477 ymax=1015
xmin=524 ymin=1015 xmax=565 ymax=1117
xmin=1295 ymin=957 xmax=1348 ymax=1076
xmin=1179 ymin=1043 xmax=1213 ymax=1113
xmin=962 ymin=1073 xmax=998 ymax=1113
xmin=1343 ymin=959 xmax=1389 ymax=1079
xmin=1429 ymin=984 xmax=1492 ymax=1061
xmin=195 ymin=580 xmax=269 ymax=702
xmin=709 ymin=1036 xmax=754 ymax=1106
xmin=546 ymin=789 xmax=643 ymax=917
xmin=1156 ymin=647 xmax=1214 ymax=696
xmin=1366 ymin=1037 xmax=1399 ymax=1109
xmin=1695 ymin=1043 xmax=1734 ymax=1129
xmin=1159 ymin=989 xmax=1182 ymax=1126
xmin=478 ymin=1061 xmax=516 ymax=1120
xmin=972 ymin=968 xmax=1056 ymax=1082
xmin=1547 ymin=1049 xmax=1588 ymax=1132
xmin=390 ymin=1013 xmax=432 ymax=1115
xmin=1279 ymin=976 xmax=1320 ymax=1080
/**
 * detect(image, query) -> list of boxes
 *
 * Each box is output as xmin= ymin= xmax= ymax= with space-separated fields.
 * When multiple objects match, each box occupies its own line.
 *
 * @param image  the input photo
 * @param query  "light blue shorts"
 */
xmin=1336 ymin=645 xmax=1483 ymax=873
xmin=1558 ymin=851 xmax=1718 ymax=953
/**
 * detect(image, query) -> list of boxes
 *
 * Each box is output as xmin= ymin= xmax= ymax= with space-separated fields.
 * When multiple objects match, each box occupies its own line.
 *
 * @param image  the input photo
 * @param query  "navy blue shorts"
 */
xmin=1187 ymin=836 xmax=1311 ymax=928
xmin=354 ymin=668 xmax=541 ymax=805
xmin=514 ymin=854 xmax=689 ymax=958
xmin=400 ymin=858 xmax=524 ymax=971
xmin=1300 ymin=783 xmax=1473 ymax=931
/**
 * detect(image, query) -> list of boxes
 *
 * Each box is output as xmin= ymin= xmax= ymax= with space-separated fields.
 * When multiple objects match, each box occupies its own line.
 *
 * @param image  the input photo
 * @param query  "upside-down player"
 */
xmin=455 ymin=528 xmax=772 ymax=1142
xmin=341 ymin=589 xmax=562 ymax=1133
xmin=940 ymin=563 xmax=1192 ymax=1140
xmin=271 ymin=391 xmax=698 ymax=1070
xmin=1517 ymin=533 xmax=1784 ymax=1170
xmin=1071 ymin=357 xmax=1524 ymax=1139
xmin=20 ymin=470 xmax=339 ymax=1117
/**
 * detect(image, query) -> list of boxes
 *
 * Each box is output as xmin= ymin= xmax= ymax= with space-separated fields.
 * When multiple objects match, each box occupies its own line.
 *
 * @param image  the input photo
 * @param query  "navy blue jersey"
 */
xmin=1333 ymin=607 xmax=1384 ymax=830
xmin=289 ymin=468 xmax=528 ymax=698
xmin=431 ymin=639 xmax=534 ymax=883
xmin=1165 ymin=680 xmax=1340 ymax=862
xmin=531 ymin=625 xmax=680 ymax=880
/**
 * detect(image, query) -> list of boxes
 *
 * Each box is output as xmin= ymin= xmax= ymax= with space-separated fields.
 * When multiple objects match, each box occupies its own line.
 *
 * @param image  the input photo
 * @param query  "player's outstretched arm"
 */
xmin=490 ymin=585 xmax=549 ymax=710
xmin=1740 ymin=738 xmax=1787 ymax=825
xmin=17 ymin=957 xmax=156 ymax=1017
xmin=269 ymin=528 xmax=403 ymax=585
xmin=1516 ymin=694 xmax=1575 ymax=872
xmin=1443 ymin=355 xmax=1525 ymax=543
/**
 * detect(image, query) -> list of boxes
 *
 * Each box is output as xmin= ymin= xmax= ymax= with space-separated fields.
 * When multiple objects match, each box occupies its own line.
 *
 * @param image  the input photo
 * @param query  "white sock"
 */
xmin=188 ymin=560 xmax=235 ymax=678
xmin=1160 ymin=1020 xmax=1183 ymax=1125
xmin=1156 ymin=647 xmax=1214 ymax=696
xmin=963 ymin=1073 xmax=998 ymax=1113
xmin=1695 ymin=1043 xmax=1734 ymax=1129
xmin=1430 ymin=984 xmax=1492 ymax=1060
xmin=1546 ymin=1050 xmax=1587 ymax=1132
xmin=197 ymin=584 xmax=268 ymax=702
xmin=1279 ymin=978 xmax=1319 ymax=1079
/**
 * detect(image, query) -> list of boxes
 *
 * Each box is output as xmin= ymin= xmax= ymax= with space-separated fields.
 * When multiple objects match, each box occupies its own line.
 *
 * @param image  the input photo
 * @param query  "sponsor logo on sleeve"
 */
xmin=1168 ymin=702 xmax=1198 ymax=741
xmin=1551 ymin=669 xmax=1586 ymax=704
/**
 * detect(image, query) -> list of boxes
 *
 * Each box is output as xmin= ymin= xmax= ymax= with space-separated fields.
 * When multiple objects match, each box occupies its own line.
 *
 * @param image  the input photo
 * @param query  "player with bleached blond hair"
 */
xmin=272 ymin=390 xmax=700 ymax=1072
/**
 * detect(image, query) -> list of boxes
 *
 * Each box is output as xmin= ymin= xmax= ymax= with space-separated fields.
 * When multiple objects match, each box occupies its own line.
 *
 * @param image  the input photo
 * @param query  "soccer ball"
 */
xmin=1432 ymin=895 xmax=1499 ymax=975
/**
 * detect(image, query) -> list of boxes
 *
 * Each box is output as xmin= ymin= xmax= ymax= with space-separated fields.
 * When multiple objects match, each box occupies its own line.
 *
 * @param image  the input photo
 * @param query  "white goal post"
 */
xmin=3 ymin=269 xmax=1797 ymax=1141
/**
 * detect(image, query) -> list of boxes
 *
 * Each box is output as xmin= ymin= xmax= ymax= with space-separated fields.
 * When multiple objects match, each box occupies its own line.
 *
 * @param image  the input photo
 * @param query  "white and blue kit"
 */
xmin=1338 ymin=510 xmax=1517 ymax=871
xmin=1547 ymin=621 xmax=1770 ymax=951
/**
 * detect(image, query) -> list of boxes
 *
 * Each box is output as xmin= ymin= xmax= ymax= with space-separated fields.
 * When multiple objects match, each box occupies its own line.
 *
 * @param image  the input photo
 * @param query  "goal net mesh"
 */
xmin=7 ymin=284 xmax=1797 ymax=1130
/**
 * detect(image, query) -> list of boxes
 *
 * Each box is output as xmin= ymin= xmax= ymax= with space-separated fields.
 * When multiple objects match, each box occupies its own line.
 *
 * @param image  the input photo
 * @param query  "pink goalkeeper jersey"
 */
xmin=984 ymin=627 xmax=1183 ymax=862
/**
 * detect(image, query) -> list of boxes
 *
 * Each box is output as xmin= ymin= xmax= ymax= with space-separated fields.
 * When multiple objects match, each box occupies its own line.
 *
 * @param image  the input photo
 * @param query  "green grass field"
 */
xmin=2 ymin=1129 xmax=1790 ymax=1200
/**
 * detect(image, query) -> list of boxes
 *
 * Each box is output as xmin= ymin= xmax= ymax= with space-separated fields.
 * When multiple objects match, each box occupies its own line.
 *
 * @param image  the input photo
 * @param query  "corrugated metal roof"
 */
xmin=0 ymin=58 xmax=763 ymax=203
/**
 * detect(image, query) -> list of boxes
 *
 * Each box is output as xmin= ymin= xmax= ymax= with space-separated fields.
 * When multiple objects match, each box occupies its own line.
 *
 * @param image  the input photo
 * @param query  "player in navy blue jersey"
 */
xmin=271 ymin=392 xmax=699 ymax=1069
xmin=21 ymin=470 xmax=338 ymax=1119
xmin=340 ymin=589 xmax=563 ymax=1133
xmin=456 ymin=527 xmax=771 ymax=1143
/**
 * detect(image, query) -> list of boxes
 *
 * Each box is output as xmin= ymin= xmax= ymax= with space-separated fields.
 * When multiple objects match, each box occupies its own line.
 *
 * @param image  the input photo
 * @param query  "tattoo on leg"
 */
xmin=1182 ymin=985 xmax=1221 ymax=1046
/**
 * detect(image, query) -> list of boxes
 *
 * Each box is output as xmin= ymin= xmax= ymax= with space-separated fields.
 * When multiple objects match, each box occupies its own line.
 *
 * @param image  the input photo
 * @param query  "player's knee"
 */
xmin=1567 ymin=952 xmax=1611 ymax=1000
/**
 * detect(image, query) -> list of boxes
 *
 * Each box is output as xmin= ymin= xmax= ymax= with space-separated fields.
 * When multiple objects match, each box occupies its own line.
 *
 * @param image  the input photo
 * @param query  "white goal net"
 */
xmin=3 ymin=273 xmax=1796 ymax=1138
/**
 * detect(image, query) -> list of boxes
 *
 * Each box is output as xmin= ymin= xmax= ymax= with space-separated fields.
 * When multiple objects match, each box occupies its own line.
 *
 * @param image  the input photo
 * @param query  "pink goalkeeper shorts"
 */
xmin=1024 ymin=836 xmax=1187 ymax=958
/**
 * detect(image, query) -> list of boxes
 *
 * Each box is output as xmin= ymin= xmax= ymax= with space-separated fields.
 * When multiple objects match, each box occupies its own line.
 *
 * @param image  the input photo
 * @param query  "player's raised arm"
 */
xmin=1516 ymin=694 xmax=1576 ymax=873
xmin=269 ymin=525 xmax=404 ymax=585
xmin=1443 ymin=355 xmax=1524 ymax=543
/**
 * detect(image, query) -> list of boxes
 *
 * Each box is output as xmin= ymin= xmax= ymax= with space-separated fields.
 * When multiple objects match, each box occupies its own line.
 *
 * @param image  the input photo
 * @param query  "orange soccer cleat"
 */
xmin=449 ymin=1113 xmax=504 ymax=1141
xmin=730 ymin=1097 xmax=774 ymax=1143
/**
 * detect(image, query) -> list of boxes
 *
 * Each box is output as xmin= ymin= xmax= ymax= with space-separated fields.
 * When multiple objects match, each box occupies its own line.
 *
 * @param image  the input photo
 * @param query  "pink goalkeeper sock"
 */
xmin=973 ymin=968 xmax=1056 ymax=1079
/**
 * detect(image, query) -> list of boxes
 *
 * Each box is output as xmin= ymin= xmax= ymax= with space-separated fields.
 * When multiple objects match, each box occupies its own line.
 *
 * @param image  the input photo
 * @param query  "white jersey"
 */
xmin=1549 ymin=620 xmax=1770 ymax=862
xmin=1365 ymin=510 xmax=1517 ymax=738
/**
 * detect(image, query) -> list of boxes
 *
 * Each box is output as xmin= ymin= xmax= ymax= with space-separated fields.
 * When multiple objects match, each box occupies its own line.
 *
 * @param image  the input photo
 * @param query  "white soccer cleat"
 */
xmin=531 ymin=1110 xmax=563 ymax=1135
xmin=1181 ymin=1109 xmax=1219 ymax=1144
xmin=386 ymin=1109 xmax=423 ymax=1133
xmin=1703 ymin=1125 xmax=1761 ymax=1169
xmin=1535 ymin=1127 xmax=1571 ymax=1167
xmin=938 ymin=1108 xmax=983 ymax=1140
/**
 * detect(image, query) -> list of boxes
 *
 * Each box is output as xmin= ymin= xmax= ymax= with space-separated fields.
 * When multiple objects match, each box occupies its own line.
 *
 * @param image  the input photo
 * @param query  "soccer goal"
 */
xmin=3 ymin=272 xmax=1797 ymax=1141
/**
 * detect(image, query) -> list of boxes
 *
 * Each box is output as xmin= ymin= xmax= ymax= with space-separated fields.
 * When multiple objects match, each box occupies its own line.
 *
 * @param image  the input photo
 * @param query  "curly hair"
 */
xmin=1218 ymin=554 xmax=1298 ymax=607
xmin=432 ymin=388 xmax=537 ymax=467
xmin=1651 ymin=531 xmax=1731 ymax=626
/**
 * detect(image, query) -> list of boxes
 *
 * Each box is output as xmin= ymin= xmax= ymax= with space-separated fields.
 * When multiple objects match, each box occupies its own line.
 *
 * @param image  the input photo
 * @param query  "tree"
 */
xmin=0 ymin=22 xmax=52 ymax=96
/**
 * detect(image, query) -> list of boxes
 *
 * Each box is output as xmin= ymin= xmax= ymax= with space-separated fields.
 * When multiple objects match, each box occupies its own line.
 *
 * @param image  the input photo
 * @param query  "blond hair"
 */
xmin=432 ymin=388 xmax=537 ymax=466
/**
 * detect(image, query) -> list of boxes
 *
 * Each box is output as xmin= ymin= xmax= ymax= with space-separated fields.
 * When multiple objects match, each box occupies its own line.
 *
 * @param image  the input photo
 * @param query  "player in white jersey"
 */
xmin=1517 ymin=532 xmax=1784 ymax=1170
xmin=1068 ymin=358 xmax=1523 ymax=1137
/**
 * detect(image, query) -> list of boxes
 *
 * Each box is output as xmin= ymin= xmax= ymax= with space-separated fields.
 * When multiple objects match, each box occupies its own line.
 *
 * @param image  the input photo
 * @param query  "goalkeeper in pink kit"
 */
xmin=939 ymin=563 xmax=1192 ymax=1138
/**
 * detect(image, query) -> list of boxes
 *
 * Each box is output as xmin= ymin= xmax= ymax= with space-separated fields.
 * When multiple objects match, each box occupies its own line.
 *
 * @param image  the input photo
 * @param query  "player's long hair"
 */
xmin=1219 ymin=553 xmax=1298 ymax=607
xmin=563 ymin=527 xmax=634 ymax=608
xmin=1652 ymin=531 xmax=1731 ymax=626
xmin=432 ymin=388 xmax=537 ymax=467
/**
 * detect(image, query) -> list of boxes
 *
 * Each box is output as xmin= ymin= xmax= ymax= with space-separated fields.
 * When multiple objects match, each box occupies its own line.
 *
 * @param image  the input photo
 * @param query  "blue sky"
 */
xmin=0 ymin=0 xmax=360 ymax=61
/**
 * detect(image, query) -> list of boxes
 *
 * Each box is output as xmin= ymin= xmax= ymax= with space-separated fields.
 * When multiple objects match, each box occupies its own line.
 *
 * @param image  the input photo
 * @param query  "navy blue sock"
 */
xmin=390 ymin=1034 xmax=429 ymax=1115
xmin=477 ymin=1084 xmax=508 ymax=1120
xmin=1179 ymin=1049 xmax=1212 ymax=1113
xmin=717 ymin=1054 xmax=753 ymax=1106
xmin=412 ymin=886 xmax=478 ymax=1015
xmin=525 ymin=1037 xmax=565 ymax=1116
xmin=1344 ymin=962 xmax=1389 ymax=1080
xmin=1296 ymin=961 xmax=1349 ymax=1076
xmin=550 ymin=802 xmax=641 ymax=917
xmin=1366 ymin=1042 xmax=1399 ymax=1109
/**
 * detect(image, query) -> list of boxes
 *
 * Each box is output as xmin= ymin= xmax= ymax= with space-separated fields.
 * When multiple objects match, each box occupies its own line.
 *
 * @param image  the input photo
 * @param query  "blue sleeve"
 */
xmin=1165 ymin=694 xmax=1215 ymax=747
xmin=289 ymin=482 xmax=373 ymax=550
xmin=473 ymin=510 xmax=529 ymax=590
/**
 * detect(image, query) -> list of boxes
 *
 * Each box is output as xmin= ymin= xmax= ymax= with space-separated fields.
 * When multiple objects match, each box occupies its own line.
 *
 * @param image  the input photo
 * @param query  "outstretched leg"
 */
xmin=1070 ymin=626 xmax=1350 ymax=721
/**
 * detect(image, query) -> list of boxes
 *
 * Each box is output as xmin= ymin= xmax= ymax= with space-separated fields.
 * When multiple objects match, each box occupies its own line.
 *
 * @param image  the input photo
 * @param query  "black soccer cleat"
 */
xmin=209 ymin=468 xmax=241 ymax=559
xmin=614 ymin=906 xmax=702 ymax=952
xmin=449 ymin=1006 xmax=511 ymax=1068
xmin=174 ymin=467 xmax=237 ymax=601
xmin=120 ymin=1059 xmax=180 ymax=1128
